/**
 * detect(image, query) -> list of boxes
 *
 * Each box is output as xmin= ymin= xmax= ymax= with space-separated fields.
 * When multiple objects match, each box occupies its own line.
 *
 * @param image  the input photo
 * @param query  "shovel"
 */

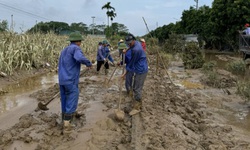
xmin=37 ymin=92 xmax=60 ymax=111
xmin=37 ymin=69 xmax=89 ymax=111
xmin=114 ymin=77 xmax=125 ymax=121
xmin=114 ymin=53 xmax=125 ymax=121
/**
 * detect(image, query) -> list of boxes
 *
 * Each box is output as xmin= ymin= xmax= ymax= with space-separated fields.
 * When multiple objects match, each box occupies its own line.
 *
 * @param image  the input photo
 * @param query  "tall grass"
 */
xmin=0 ymin=32 xmax=100 ymax=75
xmin=226 ymin=60 xmax=246 ymax=75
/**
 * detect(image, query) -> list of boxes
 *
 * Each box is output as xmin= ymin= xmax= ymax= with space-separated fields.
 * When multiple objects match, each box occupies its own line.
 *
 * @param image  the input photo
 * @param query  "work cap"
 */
xmin=118 ymin=43 xmax=127 ymax=49
xmin=125 ymin=33 xmax=136 ymax=45
xmin=140 ymin=38 xmax=145 ymax=43
xmin=245 ymin=23 xmax=250 ymax=27
xmin=119 ymin=39 xmax=124 ymax=42
xmin=67 ymin=32 xmax=83 ymax=41
xmin=102 ymin=40 xmax=109 ymax=44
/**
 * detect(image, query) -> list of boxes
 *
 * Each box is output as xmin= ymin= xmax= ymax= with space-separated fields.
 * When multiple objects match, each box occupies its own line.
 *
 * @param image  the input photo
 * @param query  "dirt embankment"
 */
xmin=1 ymin=54 xmax=250 ymax=150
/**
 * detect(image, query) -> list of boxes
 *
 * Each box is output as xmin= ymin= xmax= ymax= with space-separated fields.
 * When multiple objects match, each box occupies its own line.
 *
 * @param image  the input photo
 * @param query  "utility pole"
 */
xmin=36 ymin=20 xmax=38 ymax=33
xmin=194 ymin=0 xmax=198 ymax=10
xmin=91 ymin=16 xmax=95 ymax=35
xmin=103 ymin=22 xmax=105 ymax=35
xmin=11 ymin=14 xmax=13 ymax=32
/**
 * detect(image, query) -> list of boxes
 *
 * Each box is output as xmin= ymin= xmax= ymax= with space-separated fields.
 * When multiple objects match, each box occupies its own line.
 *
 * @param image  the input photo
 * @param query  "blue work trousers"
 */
xmin=59 ymin=84 xmax=79 ymax=119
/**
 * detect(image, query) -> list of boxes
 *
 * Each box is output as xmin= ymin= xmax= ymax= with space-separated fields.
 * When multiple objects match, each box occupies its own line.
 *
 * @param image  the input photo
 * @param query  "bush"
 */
xmin=227 ymin=60 xmax=246 ymax=75
xmin=237 ymin=81 xmax=250 ymax=101
xmin=163 ymin=34 xmax=183 ymax=55
xmin=202 ymin=61 xmax=217 ymax=73
xmin=182 ymin=42 xmax=205 ymax=69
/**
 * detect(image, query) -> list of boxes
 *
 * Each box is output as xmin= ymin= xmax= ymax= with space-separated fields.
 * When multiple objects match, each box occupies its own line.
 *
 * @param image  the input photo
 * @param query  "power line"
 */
xmin=0 ymin=2 xmax=50 ymax=21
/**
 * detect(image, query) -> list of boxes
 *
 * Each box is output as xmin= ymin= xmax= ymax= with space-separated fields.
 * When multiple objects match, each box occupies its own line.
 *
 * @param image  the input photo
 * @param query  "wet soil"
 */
xmin=1 ymin=53 xmax=250 ymax=150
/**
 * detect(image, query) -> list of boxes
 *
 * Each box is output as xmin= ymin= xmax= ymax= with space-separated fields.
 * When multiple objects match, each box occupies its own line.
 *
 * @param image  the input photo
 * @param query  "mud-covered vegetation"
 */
xmin=227 ymin=60 xmax=246 ymax=75
xmin=0 ymin=32 xmax=102 ymax=75
xmin=182 ymin=42 xmax=205 ymax=69
xmin=1 ymin=43 xmax=250 ymax=149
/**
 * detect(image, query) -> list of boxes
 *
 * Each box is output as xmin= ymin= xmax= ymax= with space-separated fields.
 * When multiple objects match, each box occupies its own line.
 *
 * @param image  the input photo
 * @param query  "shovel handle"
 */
xmin=107 ymin=65 xmax=118 ymax=84
xmin=80 ymin=69 xmax=89 ymax=77
xmin=122 ymin=53 xmax=125 ymax=74
xmin=118 ymin=77 xmax=123 ymax=109
xmin=45 ymin=92 xmax=60 ymax=105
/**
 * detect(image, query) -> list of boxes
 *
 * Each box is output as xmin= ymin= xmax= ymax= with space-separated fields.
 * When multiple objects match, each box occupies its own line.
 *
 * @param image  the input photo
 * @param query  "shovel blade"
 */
xmin=114 ymin=109 xmax=125 ymax=121
xmin=38 ymin=102 xmax=49 ymax=111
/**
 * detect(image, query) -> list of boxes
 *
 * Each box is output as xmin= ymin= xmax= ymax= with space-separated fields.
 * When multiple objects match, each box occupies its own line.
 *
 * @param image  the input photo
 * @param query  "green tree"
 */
xmin=110 ymin=22 xmax=128 ymax=35
xmin=0 ymin=20 xmax=8 ymax=32
xmin=70 ymin=22 xmax=88 ymax=34
xmin=149 ymin=0 xmax=250 ymax=51
xmin=208 ymin=0 xmax=250 ymax=50
xmin=180 ymin=6 xmax=211 ymax=48
xmin=95 ymin=24 xmax=106 ymax=35
xmin=28 ymin=21 xmax=70 ymax=34
xmin=102 ymin=2 xmax=116 ymax=37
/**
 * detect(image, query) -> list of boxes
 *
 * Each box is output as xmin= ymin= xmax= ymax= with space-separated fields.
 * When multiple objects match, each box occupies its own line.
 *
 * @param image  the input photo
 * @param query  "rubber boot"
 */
xmin=63 ymin=114 xmax=75 ymax=134
xmin=105 ymin=69 xmax=109 ymax=75
xmin=63 ymin=121 xmax=75 ymax=134
xmin=61 ymin=113 xmax=65 ymax=123
xmin=129 ymin=101 xmax=142 ymax=116
xmin=126 ymin=90 xmax=133 ymax=97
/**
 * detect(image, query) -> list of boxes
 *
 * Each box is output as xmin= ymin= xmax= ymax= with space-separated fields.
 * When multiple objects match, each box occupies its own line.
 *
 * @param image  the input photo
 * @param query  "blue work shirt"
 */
xmin=96 ymin=45 xmax=106 ymax=61
xmin=126 ymin=41 xmax=148 ymax=74
xmin=243 ymin=27 xmax=250 ymax=35
xmin=58 ymin=43 xmax=92 ymax=85
xmin=103 ymin=46 xmax=114 ymax=63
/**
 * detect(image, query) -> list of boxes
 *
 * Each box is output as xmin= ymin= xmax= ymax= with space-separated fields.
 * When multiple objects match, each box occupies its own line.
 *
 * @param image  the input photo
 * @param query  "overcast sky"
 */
xmin=0 ymin=0 xmax=213 ymax=36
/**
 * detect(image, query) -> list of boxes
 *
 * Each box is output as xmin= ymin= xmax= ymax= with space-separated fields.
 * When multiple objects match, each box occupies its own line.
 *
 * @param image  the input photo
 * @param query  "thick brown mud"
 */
xmin=1 ymin=53 xmax=250 ymax=150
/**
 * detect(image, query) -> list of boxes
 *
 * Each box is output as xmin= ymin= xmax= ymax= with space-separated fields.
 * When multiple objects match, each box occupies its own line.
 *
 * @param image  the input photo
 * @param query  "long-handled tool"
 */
xmin=103 ymin=53 xmax=111 ymax=74
xmin=108 ymin=49 xmax=127 ymax=84
xmin=37 ymin=92 xmax=60 ymax=111
xmin=37 ymin=69 xmax=89 ymax=111
xmin=114 ymin=77 xmax=125 ymax=121
xmin=114 ymin=54 xmax=125 ymax=121
xmin=107 ymin=65 xmax=118 ymax=84
xmin=80 ymin=68 xmax=89 ymax=77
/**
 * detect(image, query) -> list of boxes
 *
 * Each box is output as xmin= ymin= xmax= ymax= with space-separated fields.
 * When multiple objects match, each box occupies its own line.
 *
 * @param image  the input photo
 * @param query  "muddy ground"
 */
xmin=1 ymin=52 xmax=250 ymax=150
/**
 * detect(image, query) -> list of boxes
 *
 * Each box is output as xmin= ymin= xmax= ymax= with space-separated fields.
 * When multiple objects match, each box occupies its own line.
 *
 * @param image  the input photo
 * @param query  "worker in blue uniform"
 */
xmin=58 ymin=32 xmax=92 ymax=133
xmin=119 ymin=33 xmax=148 ymax=116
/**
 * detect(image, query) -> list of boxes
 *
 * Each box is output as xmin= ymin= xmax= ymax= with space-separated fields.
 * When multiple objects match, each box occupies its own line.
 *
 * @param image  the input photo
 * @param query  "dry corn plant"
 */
xmin=146 ymin=37 xmax=159 ymax=55
xmin=0 ymin=32 xmax=101 ymax=75
xmin=81 ymin=35 xmax=103 ymax=63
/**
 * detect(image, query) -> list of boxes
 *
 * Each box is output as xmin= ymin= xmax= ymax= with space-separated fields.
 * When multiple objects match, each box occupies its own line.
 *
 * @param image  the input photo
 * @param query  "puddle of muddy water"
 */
xmin=205 ymin=52 xmax=250 ymax=135
xmin=219 ymin=102 xmax=250 ymax=132
xmin=0 ymin=72 xmax=58 ymax=115
xmin=205 ymin=52 xmax=250 ymax=132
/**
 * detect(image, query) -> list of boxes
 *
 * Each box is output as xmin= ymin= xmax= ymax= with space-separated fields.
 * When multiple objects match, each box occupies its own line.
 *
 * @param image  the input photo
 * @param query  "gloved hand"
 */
xmin=104 ymin=58 xmax=107 ymax=62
